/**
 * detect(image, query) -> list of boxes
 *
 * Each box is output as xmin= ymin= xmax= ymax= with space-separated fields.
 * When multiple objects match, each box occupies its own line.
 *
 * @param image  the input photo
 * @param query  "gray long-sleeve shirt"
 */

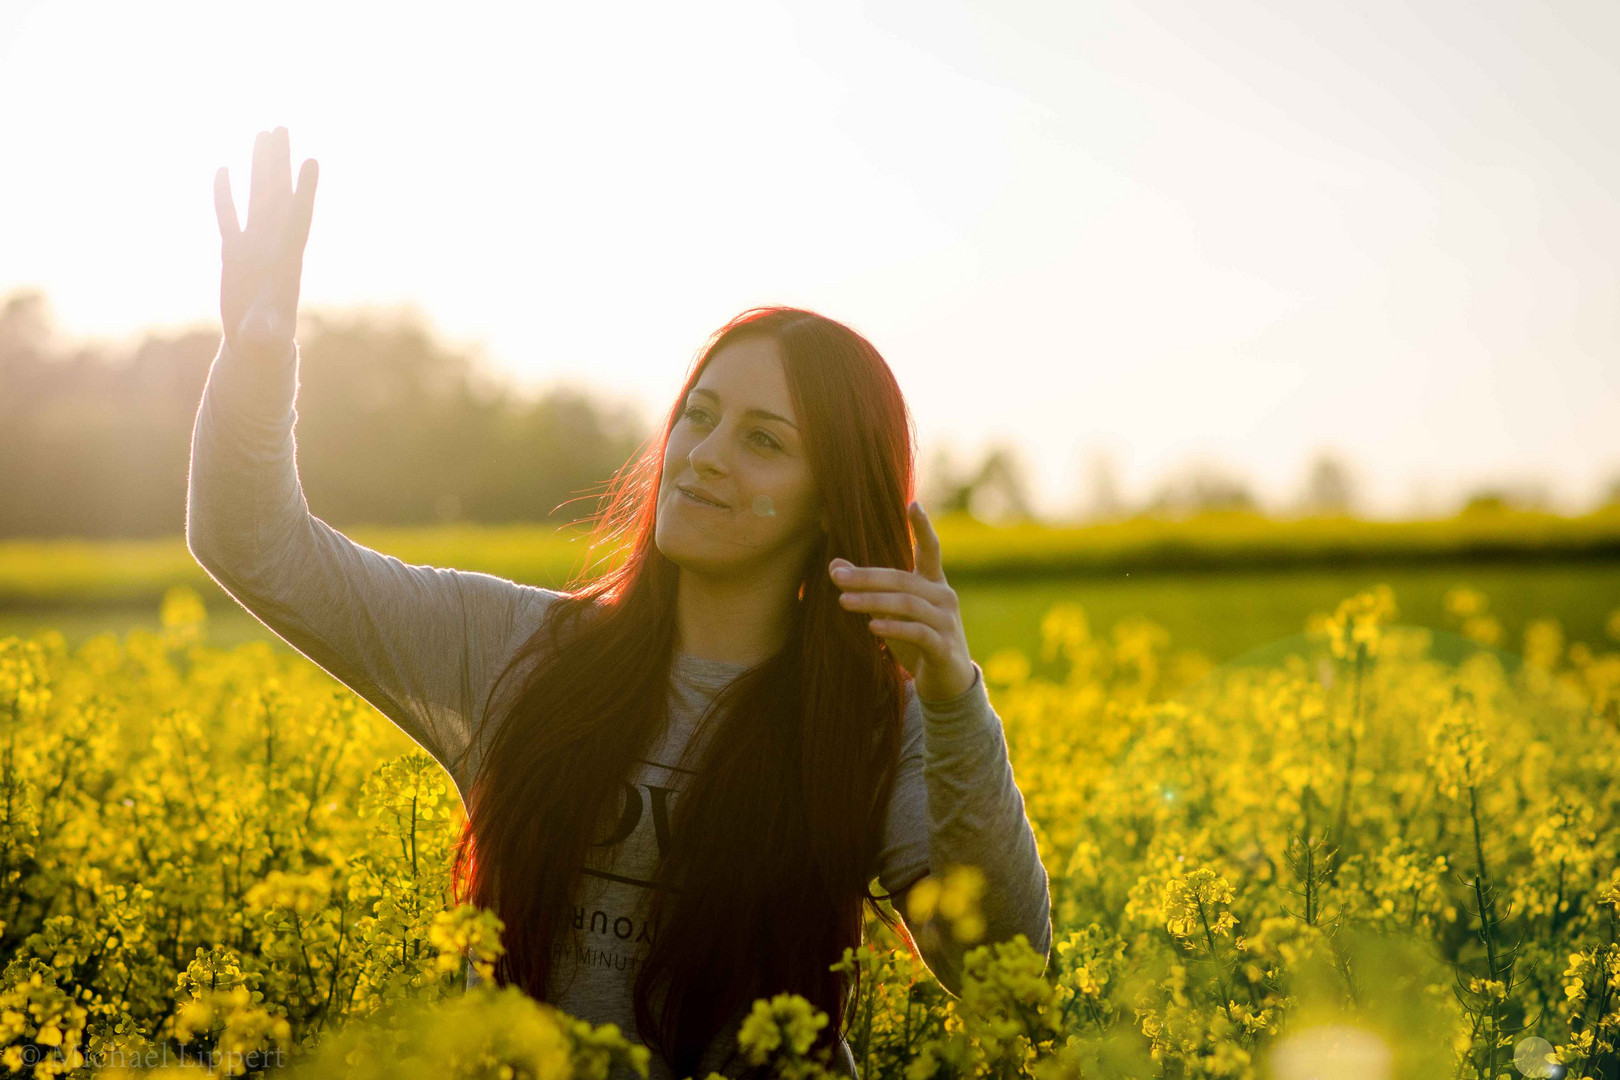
xmin=185 ymin=334 xmax=1051 ymax=1080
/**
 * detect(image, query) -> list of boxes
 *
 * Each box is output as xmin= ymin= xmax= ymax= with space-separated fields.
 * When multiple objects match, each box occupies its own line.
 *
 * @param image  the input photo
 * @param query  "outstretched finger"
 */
xmin=270 ymin=126 xmax=292 ymax=201
xmin=290 ymin=158 xmax=319 ymax=255
xmin=214 ymin=167 xmax=240 ymax=242
xmin=909 ymin=501 xmax=945 ymax=583
xmin=247 ymin=129 xmax=270 ymax=228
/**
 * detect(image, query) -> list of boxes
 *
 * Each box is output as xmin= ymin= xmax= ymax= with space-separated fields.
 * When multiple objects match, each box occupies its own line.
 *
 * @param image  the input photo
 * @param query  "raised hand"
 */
xmin=829 ymin=501 xmax=977 ymax=703
xmin=214 ymin=127 xmax=318 ymax=363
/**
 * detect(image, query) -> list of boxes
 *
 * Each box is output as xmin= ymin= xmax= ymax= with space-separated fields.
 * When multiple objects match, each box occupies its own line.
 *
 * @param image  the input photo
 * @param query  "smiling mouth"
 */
xmin=678 ymin=487 xmax=730 ymax=509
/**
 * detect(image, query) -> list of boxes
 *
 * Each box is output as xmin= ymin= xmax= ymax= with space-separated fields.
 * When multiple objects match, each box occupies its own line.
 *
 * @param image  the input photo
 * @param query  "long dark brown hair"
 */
xmin=450 ymin=306 xmax=922 ymax=1078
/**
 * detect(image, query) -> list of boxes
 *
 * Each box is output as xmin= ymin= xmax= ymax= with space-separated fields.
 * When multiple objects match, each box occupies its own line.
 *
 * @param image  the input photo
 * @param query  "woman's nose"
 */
xmin=689 ymin=428 xmax=731 ymax=474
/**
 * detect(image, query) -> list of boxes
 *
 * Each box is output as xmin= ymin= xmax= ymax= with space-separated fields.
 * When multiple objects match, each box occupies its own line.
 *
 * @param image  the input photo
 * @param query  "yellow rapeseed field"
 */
xmin=3 ymin=584 xmax=1619 ymax=1080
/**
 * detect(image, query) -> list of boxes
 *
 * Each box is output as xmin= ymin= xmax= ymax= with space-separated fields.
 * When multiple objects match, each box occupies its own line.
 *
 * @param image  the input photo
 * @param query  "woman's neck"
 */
xmin=672 ymin=565 xmax=800 ymax=666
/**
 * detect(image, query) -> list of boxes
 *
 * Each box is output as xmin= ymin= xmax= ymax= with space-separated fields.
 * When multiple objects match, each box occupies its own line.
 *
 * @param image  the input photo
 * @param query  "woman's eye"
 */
xmin=685 ymin=406 xmax=780 ymax=451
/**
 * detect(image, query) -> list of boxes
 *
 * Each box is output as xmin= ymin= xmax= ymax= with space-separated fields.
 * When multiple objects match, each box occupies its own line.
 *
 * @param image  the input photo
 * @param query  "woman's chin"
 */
xmin=654 ymin=520 xmax=731 ymax=567
xmin=654 ymin=502 xmax=806 ymax=573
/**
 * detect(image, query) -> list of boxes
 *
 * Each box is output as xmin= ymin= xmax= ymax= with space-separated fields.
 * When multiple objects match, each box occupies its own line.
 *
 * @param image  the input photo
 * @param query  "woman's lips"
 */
xmin=679 ymin=487 xmax=730 ymax=510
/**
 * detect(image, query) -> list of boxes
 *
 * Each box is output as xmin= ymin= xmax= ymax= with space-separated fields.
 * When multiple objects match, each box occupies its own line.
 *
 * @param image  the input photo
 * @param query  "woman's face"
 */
xmin=655 ymin=336 xmax=827 ymax=578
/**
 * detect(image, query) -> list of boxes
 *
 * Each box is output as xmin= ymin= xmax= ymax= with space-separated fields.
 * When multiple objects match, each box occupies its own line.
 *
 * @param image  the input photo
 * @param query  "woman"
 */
xmin=189 ymin=127 xmax=1051 ymax=1080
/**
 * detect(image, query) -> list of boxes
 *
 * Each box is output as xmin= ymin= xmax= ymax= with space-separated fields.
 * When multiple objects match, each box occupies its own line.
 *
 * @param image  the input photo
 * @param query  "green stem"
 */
xmin=1195 ymin=896 xmax=1237 ymax=1027
xmin=1328 ymin=649 xmax=1364 ymax=882
xmin=1574 ymin=949 xmax=1614 ymax=1080
xmin=1467 ymin=782 xmax=1504 ymax=1079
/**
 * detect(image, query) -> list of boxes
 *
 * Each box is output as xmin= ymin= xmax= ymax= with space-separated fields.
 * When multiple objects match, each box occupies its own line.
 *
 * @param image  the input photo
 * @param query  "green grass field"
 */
xmin=3 ymin=504 xmax=1617 ymax=607
xmin=3 ymin=507 xmax=1616 ymax=664
xmin=956 ymin=557 xmax=1620 ymax=671
xmin=5 ymin=556 xmax=1614 ymax=673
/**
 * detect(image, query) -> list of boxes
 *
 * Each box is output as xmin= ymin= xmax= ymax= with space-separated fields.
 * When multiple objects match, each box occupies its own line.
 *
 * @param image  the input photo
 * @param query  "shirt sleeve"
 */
xmin=185 ymin=333 xmax=561 ymax=788
xmin=872 ymin=662 xmax=1052 ymax=997
xmin=871 ymin=689 xmax=931 ymax=897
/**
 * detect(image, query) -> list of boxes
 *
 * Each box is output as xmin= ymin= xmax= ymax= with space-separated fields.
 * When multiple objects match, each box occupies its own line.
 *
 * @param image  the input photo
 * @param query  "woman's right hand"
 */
xmin=214 ymin=127 xmax=318 ymax=363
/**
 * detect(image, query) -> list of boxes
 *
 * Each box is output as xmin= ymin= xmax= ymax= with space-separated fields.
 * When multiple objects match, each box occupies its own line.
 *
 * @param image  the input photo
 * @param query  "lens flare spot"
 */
xmin=752 ymin=494 xmax=776 ymax=517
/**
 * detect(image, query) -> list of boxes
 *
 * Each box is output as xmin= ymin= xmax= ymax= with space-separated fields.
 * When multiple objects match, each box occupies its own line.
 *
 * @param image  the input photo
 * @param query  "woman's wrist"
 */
xmin=916 ymin=661 xmax=993 ymax=741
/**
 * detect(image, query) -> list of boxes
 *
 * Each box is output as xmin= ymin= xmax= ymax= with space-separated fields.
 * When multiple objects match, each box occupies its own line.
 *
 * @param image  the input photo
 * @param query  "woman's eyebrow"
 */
xmin=688 ymin=387 xmax=798 ymax=430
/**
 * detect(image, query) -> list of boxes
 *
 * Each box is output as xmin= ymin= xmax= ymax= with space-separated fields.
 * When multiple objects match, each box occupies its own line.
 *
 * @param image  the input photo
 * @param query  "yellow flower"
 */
xmin=1162 ymin=867 xmax=1237 ymax=941
xmin=1425 ymin=693 xmax=1489 ymax=801
xmin=1040 ymin=603 xmax=1091 ymax=664
xmin=159 ymin=585 xmax=210 ymax=649
xmin=1523 ymin=617 xmax=1564 ymax=672
xmin=1320 ymin=585 xmax=1397 ymax=661
xmin=1444 ymin=586 xmax=1488 ymax=620
xmin=0 ymin=636 xmax=52 ymax=719
xmin=985 ymin=648 xmax=1031 ymax=687
xmin=244 ymin=869 xmax=333 ymax=916
xmin=906 ymin=864 xmax=988 ymax=944
xmin=736 ymin=993 xmax=828 ymax=1066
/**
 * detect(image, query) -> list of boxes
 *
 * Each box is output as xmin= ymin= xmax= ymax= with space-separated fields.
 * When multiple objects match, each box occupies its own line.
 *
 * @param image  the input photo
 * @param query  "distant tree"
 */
xmin=1080 ymin=447 xmax=1126 ymax=523
xmin=916 ymin=443 xmax=1035 ymax=524
xmin=1144 ymin=460 xmax=1257 ymax=518
xmin=919 ymin=446 xmax=974 ymax=517
xmin=1459 ymin=480 xmax=1552 ymax=515
xmin=0 ymin=289 xmax=53 ymax=359
xmin=966 ymin=445 xmax=1036 ymax=524
xmin=0 ymin=290 xmax=55 ymax=417
xmin=0 ymin=288 xmax=221 ymax=538
xmin=0 ymin=293 xmax=649 ymax=539
xmin=481 ymin=384 xmax=648 ymax=525
xmin=1296 ymin=449 xmax=1360 ymax=517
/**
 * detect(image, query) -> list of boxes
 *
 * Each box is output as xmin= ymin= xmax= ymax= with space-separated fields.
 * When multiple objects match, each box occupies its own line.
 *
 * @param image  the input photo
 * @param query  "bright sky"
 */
xmin=2 ymin=0 xmax=1616 ymax=520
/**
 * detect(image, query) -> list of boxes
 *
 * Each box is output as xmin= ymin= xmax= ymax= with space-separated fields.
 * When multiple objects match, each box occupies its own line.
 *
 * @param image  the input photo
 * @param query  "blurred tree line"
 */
xmin=4 ymin=287 xmax=1610 ymax=539
xmin=0 ymin=290 xmax=647 ymax=539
